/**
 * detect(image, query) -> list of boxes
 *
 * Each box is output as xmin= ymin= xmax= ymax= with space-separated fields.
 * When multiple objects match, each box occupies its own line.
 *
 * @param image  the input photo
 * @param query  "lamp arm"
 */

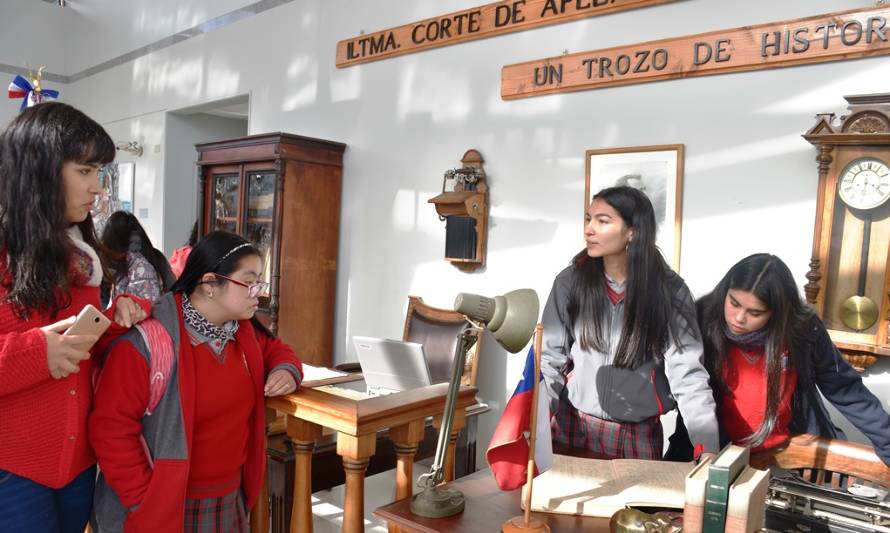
xmin=418 ymin=329 xmax=477 ymax=489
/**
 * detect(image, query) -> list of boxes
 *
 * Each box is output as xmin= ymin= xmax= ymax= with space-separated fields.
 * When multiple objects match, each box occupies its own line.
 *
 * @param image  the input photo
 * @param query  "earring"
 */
xmin=208 ymin=291 xmax=213 ymax=298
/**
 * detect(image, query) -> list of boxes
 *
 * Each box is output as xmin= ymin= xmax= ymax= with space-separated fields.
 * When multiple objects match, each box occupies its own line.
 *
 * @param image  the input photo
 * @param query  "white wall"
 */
xmin=101 ymin=112 xmax=167 ymax=248
xmin=164 ymin=112 xmax=247 ymax=255
xmin=41 ymin=0 xmax=890 ymax=457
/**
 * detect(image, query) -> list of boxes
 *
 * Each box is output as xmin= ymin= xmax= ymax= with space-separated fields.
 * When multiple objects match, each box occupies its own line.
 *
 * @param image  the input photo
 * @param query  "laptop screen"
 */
xmin=351 ymin=336 xmax=433 ymax=393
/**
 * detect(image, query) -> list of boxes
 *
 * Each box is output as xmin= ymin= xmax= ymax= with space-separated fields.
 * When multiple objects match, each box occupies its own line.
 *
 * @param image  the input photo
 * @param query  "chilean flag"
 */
xmin=486 ymin=345 xmax=553 ymax=490
xmin=8 ymin=75 xmax=59 ymax=111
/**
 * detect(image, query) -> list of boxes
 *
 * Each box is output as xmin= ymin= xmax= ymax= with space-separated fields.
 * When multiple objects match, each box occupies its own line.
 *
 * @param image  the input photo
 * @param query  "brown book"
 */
xmin=723 ymin=466 xmax=770 ymax=533
xmin=521 ymin=454 xmax=694 ymax=518
xmin=683 ymin=455 xmax=714 ymax=533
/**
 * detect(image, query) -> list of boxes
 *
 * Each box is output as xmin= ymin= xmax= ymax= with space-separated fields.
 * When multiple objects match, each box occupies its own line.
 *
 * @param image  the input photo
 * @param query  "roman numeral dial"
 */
xmin=838 ymin=157 xmax=890 ymax=210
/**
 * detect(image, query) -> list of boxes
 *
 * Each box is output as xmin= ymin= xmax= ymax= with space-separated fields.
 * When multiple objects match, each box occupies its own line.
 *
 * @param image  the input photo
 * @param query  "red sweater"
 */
xmin=720 ymin=344 xmax=797 ymax=452
xmin=0 ymin=282 xmax=150 ymax=488
xmin=89 ymin=293 xmax=302 ymax=532
xmin=187 ymin=342 xmax=254 ymax=498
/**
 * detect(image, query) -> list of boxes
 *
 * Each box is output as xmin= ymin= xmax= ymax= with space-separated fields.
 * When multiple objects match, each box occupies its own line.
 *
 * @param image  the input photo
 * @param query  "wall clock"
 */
xmin=803 ymin=94 xmax=890 ymax=371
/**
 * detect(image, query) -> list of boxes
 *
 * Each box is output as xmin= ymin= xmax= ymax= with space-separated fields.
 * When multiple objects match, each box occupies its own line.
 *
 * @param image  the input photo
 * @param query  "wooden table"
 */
xmin=374 ymin=468 xmax=610 ymax=532
xmin=263 ymin=378 xmax=478 ymax=533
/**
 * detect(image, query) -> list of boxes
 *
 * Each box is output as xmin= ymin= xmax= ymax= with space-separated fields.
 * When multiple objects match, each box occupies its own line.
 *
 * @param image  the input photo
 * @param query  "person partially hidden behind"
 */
xmin=89 ymin=231 xmax=303 ymax=532
xmin=101 ymin=210 xmax=175 ymax=303
xmin=666 ymin=254 xmax=890 ymax=465
xmin=541 ymin=185 xmax=718 ymax=461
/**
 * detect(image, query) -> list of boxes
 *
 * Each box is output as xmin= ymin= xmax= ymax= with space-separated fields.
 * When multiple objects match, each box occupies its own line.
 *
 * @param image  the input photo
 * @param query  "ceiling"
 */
xmin=1 ymin=0 xmax=275 ymax=77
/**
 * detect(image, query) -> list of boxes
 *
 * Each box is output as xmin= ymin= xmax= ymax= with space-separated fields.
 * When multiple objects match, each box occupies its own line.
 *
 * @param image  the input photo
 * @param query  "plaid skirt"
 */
xmin=550 ymin=396 xmax=663 ymax=460
xmin=184 ymin=489 xmax=249 ymax=533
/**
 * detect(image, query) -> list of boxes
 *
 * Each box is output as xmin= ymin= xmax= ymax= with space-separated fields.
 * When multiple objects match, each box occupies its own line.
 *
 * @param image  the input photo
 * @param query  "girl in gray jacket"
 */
xmin=541 ymin=186 xmax=718 ymax=460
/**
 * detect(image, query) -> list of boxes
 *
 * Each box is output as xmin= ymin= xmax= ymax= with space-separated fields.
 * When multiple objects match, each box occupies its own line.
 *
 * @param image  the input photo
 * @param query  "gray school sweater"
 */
xmin=540 ymin=265 xmax=719 ymax=454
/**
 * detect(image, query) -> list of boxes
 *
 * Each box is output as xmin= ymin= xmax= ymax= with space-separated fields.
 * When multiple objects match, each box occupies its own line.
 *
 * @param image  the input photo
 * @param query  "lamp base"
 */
xmin=409 ymin=486 xmax=465 ymax=518
xmin=501 ymin=515 xmax=550 ymax=533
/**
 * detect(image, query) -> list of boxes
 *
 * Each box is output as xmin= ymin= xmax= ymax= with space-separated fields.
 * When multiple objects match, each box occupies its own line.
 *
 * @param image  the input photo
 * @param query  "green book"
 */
xmin=702 ymin=443 xmax=749 ymax=533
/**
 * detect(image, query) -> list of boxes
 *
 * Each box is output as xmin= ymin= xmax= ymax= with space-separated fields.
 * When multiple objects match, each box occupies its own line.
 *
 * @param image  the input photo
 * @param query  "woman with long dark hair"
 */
xmin=90 ymin=230 xmax=302 ymax=532
xmin=101 ymin=210 xmax=175 ymax=302
xmin=0 ymin=102 xmax=148 ymax=532
xmin=667 ymin=253 xmax=890 ymax=464
xmin=541 ymin=185 xmax=718 ymax=459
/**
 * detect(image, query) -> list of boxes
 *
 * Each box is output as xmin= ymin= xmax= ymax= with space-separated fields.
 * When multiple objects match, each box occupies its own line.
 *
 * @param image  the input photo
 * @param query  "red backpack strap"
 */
xmin=134 ymin=318 xmax=174 ymax=415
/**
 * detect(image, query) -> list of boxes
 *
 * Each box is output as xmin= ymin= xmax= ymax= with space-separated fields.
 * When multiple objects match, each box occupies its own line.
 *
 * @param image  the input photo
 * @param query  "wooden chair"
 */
xmin=402 ymin=295 xmax=482 ymax=386
xmin=402 ymin=295 xmax=484 ymax=486
xmin=751 ymin=433 xmax=890 ymax=491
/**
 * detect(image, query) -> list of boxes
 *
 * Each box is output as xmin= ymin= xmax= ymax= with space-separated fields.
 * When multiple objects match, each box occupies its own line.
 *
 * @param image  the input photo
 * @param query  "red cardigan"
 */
xmin=0 ymin=281 xmax=150 ymax=489
xmin=90 ymin=293 xmax=302 ymax=532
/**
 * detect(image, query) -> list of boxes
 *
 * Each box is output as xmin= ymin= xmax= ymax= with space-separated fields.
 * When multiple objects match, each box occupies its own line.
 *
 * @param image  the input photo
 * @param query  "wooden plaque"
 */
xmin=336 ymin=0 xmax=679 ymax=68
xmin=502 ymin=6 xmax=890 ymax=99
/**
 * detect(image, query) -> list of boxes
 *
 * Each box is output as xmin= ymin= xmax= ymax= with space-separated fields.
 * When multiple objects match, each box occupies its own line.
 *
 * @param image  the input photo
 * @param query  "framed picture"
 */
xmin=584 ymin=144 xmax=684 ymax=269
xmin=91 ymin=162 xmax=135 ymax=234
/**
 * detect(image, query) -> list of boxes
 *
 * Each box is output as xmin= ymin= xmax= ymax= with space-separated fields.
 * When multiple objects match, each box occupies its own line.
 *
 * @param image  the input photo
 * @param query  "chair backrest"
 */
xmin=751 ymin=433 xmax=890 ymax=490
xmin=402 ymin=296 xmax=482 ymax=387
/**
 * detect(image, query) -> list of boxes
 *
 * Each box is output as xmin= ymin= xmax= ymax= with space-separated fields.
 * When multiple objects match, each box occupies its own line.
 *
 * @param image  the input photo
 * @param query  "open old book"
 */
xmin=521 ymin=454 xmax=694 ymax=517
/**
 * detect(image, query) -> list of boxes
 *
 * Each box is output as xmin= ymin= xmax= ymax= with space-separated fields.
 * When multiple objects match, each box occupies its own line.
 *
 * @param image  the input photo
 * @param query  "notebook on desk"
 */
xmin=351 ymin=336 xmax=433 ymax=396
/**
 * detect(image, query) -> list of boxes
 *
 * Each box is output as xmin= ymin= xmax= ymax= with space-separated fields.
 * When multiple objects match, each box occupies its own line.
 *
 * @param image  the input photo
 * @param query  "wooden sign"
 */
xmin=502 ymin=6 xmax=890 ymax=99
xmin=336 ymin=0 xmax=679 ymax=68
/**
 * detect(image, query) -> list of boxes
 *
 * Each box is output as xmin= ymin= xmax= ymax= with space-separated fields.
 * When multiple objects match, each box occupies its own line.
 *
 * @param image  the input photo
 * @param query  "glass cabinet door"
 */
xmin=211 ymin=173 xmax=241 ymax=234
xmin=245 ymin=171 xmax=276 ymax=291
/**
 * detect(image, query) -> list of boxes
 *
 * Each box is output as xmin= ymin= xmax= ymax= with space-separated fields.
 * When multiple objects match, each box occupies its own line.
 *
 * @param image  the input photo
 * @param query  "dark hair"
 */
xmin=170 ymin=230 xmax=273 ymax=336
xmin=697 ymin=253 xmax=814 ymax=447
xmin=187 ymin=220 xmax=199 ymax=247
xmin=0 ymin=102 xmax=115 ymax=318
xmin=568 ymin=185 xmax=694 ymax=369
xmin=101 ymin=211 xmax=174 ymax=292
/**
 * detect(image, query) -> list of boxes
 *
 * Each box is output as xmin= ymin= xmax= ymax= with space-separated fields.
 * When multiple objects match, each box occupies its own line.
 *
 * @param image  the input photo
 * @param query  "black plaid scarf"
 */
xmin=181 ymin=294 xmax=239 ymax=359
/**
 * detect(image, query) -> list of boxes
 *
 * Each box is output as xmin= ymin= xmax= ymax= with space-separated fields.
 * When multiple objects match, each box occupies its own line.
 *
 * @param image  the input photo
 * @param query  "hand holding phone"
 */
xmin=64 ymin=304 xmax=112 ymax=348
xmin=41 ymin=305 xmax=110 ymax=379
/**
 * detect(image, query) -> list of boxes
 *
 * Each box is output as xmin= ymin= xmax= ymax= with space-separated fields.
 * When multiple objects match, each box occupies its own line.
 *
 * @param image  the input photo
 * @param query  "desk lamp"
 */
xmin=410 ymin=288 xmax=539 ymax=518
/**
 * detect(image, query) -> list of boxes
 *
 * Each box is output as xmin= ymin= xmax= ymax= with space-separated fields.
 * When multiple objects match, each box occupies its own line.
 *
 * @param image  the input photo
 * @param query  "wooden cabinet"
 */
xmin=195 ymin=133 xmax=346 ymax=367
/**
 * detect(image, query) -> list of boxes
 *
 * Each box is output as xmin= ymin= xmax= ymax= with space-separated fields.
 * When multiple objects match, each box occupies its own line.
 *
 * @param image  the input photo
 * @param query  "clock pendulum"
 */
xmin=837 ymin=157 xmax=890 ymax=331
xmin=840 ymin=210 xmax=879 ymax=331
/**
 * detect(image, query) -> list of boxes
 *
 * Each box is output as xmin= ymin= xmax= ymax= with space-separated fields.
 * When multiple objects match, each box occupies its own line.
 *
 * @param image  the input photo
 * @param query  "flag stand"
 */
xmin=501 ymin=324 xmax=550 ymax=533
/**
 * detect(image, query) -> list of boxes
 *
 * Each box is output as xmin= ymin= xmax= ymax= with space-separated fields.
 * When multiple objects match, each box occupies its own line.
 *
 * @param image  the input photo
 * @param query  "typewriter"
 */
xmin=764 ymin=474 xmax=890 ymax=533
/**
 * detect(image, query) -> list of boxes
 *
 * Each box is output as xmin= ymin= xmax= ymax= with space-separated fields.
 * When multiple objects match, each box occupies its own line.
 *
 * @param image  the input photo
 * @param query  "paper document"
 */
xmin=301 ymin=363 xmax=348 ymax=383
xmin=522 ymin=454 xmax=693 ymax=517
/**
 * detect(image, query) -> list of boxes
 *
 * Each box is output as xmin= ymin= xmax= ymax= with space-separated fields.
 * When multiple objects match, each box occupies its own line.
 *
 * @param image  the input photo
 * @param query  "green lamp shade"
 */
xmin=453 ymin=289 xmax=539 ymax=353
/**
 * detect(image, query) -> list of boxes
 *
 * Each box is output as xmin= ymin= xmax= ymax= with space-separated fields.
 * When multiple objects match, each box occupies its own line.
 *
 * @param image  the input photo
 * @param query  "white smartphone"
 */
xmin=63 ymin=304 xmax=112 ymax=350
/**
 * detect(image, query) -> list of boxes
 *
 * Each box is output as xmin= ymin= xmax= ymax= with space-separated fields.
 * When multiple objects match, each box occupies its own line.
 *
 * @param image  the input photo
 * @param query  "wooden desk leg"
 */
xmin=286 ymin=416 xmax=323 ymax=533
xmin=389 ymin=420 xmax=425 ymax=501
xmin=250 ymin=407 xmax=278 ymax=533
xmin=388 ymin=420 xmax=425 ymax=533
xmin=249 ymin=467 xmax=269 ymax=533
xmin=434 ymin=409 xmax=467 ymax=482
xmin=337 ymin=433 xmax=377 ymax=533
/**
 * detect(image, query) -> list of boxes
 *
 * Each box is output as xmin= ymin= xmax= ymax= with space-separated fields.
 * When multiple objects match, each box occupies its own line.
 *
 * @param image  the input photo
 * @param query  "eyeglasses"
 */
xmin=214 ymin=274 xmax=269 ymax=298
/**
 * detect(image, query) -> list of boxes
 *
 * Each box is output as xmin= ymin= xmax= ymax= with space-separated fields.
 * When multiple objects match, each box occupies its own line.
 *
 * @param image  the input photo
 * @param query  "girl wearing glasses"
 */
xmin=89 ymin=231 xmax=303 ymax=533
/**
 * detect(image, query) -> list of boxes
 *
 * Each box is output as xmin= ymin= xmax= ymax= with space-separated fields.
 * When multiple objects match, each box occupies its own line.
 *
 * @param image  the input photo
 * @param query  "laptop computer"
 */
xmin=351 ymin=336 xmax=433 ymax=396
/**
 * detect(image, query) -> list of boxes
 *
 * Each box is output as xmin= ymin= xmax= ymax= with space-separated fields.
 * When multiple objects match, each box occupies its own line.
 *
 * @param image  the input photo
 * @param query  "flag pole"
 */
xmin=501 ymin=324 xmax=550 ymax=533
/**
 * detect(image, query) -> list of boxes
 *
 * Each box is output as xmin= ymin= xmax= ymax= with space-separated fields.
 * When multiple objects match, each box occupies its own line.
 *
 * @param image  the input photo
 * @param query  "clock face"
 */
xmin=838 ymin=157 xmax=890 ymax=210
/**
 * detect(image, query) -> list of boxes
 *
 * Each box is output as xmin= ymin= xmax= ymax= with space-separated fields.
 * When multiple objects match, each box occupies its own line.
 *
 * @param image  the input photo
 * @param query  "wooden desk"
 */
xmin=264 ymin=379 xmax=478 ymax=533
xmin=374 ymin=468 xmax=610 ymax=533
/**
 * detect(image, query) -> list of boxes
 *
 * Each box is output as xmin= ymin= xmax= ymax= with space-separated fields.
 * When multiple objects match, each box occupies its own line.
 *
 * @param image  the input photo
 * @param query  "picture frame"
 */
xmin=91 ymin=162 xmax=135 ymax=234
xmin=584 ymin=144 xmax=684 ymax=270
